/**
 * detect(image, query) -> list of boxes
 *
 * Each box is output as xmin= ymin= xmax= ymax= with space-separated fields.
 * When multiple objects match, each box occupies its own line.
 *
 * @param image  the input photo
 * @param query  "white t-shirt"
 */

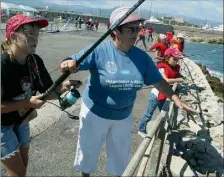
xmin=151 ymin=68 xmax=164 ymax=97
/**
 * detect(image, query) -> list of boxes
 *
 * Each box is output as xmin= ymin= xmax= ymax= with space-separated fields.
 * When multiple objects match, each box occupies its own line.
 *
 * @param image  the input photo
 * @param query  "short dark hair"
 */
xmin=110 ymin=25 xmax=123 ymax=40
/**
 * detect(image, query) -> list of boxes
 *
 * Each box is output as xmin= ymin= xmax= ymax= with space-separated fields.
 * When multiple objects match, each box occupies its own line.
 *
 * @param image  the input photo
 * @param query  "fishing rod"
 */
xmin=20 ymin=0 xmax=146 ymax=122
xmin=43 ymin=0 xmax=145 ymax=98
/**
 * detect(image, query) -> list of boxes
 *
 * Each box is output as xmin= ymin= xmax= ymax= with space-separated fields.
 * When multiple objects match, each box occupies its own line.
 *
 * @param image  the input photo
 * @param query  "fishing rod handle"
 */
xmin=41 ymin=71 xmax=70 ymax=99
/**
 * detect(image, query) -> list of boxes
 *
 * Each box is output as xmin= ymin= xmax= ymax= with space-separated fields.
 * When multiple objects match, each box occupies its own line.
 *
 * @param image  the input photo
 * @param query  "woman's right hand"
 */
xmin=28 ymin=95 xmax=45 ymax=109
xmin=60 ymin=60 xmax=78 ymax=73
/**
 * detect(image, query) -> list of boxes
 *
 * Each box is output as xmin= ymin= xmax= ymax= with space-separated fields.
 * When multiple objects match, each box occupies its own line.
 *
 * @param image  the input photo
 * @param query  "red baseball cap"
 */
xmin=164 ymin=48 xmax=183 ymax=59
xmin=6 ymin=15 xmax=48 ymax=40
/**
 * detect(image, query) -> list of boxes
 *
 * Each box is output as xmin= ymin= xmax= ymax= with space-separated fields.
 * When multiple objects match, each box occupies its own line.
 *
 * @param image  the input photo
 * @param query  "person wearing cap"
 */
xmin=149 ymin=33 xmax=168 ymax=62
xmin=135 ymin=24 xmax=147 ymax=50
xmin=170 ymin=33 xmax=186 ymax=53
xmin=1 ymin=15 xmax=81 ymax=177
xmin=166 ymin=31 xmax=174 ymax=45
xmin=94 ymin=19 xmax=99 ymax=31
xmin=60 ymin=7 xmax=196 ymax=177
xmin=147 ymin=26 xmax=153 ymax=42
xmin=138 ymin=48 xmax=184 ymax=137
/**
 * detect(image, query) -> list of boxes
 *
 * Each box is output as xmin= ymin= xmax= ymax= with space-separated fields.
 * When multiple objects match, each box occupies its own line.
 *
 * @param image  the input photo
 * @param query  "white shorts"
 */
xmin=73 ymin=102 xmax=132 ymax=176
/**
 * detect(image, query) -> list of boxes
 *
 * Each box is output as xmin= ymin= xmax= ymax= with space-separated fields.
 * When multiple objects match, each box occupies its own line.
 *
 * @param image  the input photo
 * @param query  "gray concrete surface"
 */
xmin=1 ymin=29 xmax=159 ymax=176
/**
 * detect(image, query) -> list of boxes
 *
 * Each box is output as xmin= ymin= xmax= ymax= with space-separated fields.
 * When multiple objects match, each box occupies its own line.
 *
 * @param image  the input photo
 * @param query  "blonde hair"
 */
xmin=156 ymin=36 xmax=161 ymax=43
xmin=156 ymin=36 xmax=166 ymax=44
xmin=1 ymin=23 xmax=40 ymax=57
xmin=1 ymin=24 xmax=28 ymax=56
xmin=1 ymin=39 xmax=13 ymax=55
xmin=172 ymin=44 xmax=179 ymax=50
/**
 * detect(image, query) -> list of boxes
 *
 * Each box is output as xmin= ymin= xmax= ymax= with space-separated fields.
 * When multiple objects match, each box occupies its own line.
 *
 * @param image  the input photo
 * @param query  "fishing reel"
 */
xmin=59 ymin=88 xmax=81 ymax=111
xmin=56 ymin=81 xmax=82 ymax=111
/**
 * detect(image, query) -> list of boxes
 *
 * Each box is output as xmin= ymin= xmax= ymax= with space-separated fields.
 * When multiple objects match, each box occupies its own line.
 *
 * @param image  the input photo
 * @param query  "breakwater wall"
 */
xmin=158 ymin=57 xmax=223 ymax=176
xmin=173 ymin=25 xmax=223 ymax=38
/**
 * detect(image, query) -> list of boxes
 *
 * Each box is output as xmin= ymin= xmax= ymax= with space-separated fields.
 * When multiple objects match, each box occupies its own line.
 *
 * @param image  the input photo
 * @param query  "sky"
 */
xmin=3 ymin=0 xmax=224 ymax=22
xmin=46 ymin=0 xmax=223 ymax=22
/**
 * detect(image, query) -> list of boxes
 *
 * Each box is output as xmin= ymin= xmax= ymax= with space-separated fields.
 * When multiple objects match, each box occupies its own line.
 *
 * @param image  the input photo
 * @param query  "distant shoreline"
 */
xmin=188 ymin=37 xmax=223 ymax=45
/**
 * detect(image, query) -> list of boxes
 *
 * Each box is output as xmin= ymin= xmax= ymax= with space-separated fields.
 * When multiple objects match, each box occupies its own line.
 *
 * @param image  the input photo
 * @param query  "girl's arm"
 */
xmin=1 ymin=95 xmax=44 ymax=113
xmin=154 ymin=49 xmax=164 ymax=61
xmin=161 ymin=72 xmax=183 ymax=84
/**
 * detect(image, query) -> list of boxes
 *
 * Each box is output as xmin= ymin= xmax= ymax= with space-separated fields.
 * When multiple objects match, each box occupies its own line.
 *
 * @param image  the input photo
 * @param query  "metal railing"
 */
xmin=122 ymin=83 xmax=178 ymax=177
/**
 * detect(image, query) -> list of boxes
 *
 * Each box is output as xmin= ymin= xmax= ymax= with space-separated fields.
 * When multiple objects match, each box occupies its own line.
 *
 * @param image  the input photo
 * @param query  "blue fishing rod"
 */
xmin=20 ymin=0 xmax=146 ymax=121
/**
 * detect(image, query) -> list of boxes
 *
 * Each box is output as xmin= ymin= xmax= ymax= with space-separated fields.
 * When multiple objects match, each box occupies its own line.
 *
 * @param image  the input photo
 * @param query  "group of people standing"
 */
xmin=1 ymin=6 xmax=195 ymax=177
xmin=136 ymin=26 xmax=187 ymax=137
xmin=85 ymin=17 xmax=100 ymax=31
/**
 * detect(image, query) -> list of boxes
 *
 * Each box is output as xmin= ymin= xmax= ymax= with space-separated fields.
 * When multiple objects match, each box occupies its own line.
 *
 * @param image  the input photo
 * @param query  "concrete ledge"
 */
xmin=180 ymin=57 xmax=223 ymax=125
xmin=170 ymin=156 xmax=203 ymax=177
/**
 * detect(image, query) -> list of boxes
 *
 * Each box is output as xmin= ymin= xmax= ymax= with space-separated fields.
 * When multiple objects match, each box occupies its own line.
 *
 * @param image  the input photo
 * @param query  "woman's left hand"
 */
xmin=60 ymin=80 xmax=82 ymax=92
xmin=173 ymin=98 xmax=197 ymax=114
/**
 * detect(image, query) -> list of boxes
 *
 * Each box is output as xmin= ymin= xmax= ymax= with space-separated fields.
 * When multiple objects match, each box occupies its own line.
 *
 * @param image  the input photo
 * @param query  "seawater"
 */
xmin=185 ymin=42 xmax=223 ymax=81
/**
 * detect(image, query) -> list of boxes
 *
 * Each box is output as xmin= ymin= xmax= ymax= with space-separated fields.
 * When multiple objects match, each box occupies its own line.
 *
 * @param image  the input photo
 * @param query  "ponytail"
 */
xmin=1 ymin=40 xmax=11 ymax=53
xmin=1 ymin=40 xmax=14 ymax=58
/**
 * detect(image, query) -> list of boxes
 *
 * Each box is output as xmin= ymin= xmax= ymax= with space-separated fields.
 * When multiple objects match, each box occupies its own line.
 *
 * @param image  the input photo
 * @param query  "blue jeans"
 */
xmin=138 ymin=93 xmax=165 ymax=133
xmin=1 ymin=123 xmax=30 ymax=159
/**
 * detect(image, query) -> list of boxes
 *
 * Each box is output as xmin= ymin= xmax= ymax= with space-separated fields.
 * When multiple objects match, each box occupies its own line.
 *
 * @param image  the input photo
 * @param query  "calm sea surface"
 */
xmin=185 ymin=42 xmax=223 ymax=81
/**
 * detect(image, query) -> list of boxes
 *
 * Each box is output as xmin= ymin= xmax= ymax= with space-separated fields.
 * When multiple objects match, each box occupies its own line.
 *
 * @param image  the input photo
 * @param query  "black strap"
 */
xmin=16 ymin=55 xmax=41 ymax=124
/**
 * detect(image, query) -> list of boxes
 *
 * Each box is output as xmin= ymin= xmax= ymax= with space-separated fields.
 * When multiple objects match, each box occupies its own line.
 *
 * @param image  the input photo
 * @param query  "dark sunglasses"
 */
xmin=120 ymin=26 xmax=141 ymax=33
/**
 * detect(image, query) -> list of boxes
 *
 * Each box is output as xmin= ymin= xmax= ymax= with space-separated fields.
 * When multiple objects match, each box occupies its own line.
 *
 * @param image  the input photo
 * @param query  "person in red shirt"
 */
xmin=148 ymin=34 xmax=168 ymax=62
xmin=166 ymin=31 xmax=174 ymax=46
xmin=170 ymin=33 xmax=185 ymax=54
xmin=147 ymin=27 xmax=153 ymax=42
xmin=135 ymin=24 xmax=147 ymax=50
xmin=94 ymin=19 xmax=99 ymax=31
xmin=138 ymin=48 xmax=184 ymax=137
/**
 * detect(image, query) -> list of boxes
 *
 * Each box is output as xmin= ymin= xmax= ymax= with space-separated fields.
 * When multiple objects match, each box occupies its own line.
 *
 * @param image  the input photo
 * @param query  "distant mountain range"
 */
xmin=3 ymin=0 xmax=223 ymax=27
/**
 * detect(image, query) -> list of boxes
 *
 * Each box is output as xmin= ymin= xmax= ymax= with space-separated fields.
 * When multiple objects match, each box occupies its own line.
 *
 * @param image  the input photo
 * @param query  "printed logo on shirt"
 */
xmin=12 ymin=76 xmax=32 ymax=100
xmin=120 ymin=70 xmax=130 ymax=75
xmin=106 ymin=61 xmax=117 ymax=74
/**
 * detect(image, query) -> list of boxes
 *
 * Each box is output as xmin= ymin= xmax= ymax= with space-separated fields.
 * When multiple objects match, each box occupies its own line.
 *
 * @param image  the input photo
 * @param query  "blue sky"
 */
xmin=4 ymin=0 xmax=224 ymax=22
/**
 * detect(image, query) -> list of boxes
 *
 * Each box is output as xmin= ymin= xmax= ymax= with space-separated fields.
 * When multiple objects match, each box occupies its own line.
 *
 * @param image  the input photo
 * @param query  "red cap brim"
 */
xmin=23 ymin=19 xmax=48 ymax=29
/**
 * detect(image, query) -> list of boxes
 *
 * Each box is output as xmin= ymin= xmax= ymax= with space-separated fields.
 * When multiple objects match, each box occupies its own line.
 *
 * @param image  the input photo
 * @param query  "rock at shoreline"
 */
xmin=159 ymin=58 xmax=224 ymax=177
xmin=196 ymin=63 xmax=224 ymax=99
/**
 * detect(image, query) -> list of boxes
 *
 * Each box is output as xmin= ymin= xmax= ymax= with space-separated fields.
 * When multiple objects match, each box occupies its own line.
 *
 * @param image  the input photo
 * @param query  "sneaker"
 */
xmin=138 ymin=131 xmax=147 ymax=138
